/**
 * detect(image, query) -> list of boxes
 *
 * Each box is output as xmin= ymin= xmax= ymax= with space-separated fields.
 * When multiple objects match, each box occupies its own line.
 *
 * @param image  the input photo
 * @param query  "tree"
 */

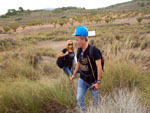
xmin=6 ymin=9 xmax=17 ymax=15
xmin=19 ymin=7 xmax=24 ymax=12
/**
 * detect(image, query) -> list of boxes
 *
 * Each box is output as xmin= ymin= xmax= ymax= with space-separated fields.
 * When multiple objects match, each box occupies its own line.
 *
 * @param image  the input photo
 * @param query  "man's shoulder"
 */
xmin=89 ymin=44 xmax=100 ymax=53
xmin=89 ymin=45 xmax=102 ymax=61
xmin=91 ymin=45 xmax=101 ymax=53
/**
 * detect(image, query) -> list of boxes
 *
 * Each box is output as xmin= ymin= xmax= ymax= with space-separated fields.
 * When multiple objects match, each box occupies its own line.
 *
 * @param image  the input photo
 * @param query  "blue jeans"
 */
xmin=63 ymin=67 xmax=74 ymax=77
xmin=63 ymin=67 xmax=81 ymax=77
xmin=77 ymin=78 xmax=99 ymax=112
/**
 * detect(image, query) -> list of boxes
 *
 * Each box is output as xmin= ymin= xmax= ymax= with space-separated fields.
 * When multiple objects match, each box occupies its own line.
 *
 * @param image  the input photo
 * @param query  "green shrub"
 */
xmin=105 ymin=19 xmax=110 ymax=24
xmin=0 ymin=39 xmax=17 ymax=51
xmin=0 ymin=76 xmax=75 ymax=113
xmin=1 ymin=58 xmax=40 ymax=80
xmin=9 ymin=23 xmax=19 ymax=32
xmin=136 ymin=17 xmax=143 ymax=24
xmin=0 ymin=15 xmax=9 ymax=18
xmin=26 ymin=21 xmax=43 ymax=26
xmin=58 ymin=20 xmax=65 ymax=26
xmin=15 ymin=18 xmax=22 ymax=21
xmin=100 ymin=60 xmax=150 ymax=93
xmin=2 ymin=26 xmax=10 ymax=32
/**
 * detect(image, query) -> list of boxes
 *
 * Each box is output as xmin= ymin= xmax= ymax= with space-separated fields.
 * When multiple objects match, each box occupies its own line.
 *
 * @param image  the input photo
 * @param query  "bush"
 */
xmin=26 ymin=21 xmax=43 ymax=26
xmin=136 ymin=17 xmax=143 ymax=23
xmin=9 ymin=23 xmax=19 ymax=32
xmin=105 ymin=19 xmax=110 ymax=24
xmin=15 ymin=18 xmax=22 ymax=21
xmin=0 ymin=58 xmax=40 ymax=80
xmin=2 ymin=26 xmax=10 ymax=32
xmin=0 ymin=15 xmax=9 ymax=18
xmin=100 ymin=59 xmax=149 ymax=93
xmin=0 ymin=76 xmax=76 ymax=113
xmin=58 ymin=20 xmax=65 ymax=26
xmin=0 ymin=39 xmax=17 ymax=51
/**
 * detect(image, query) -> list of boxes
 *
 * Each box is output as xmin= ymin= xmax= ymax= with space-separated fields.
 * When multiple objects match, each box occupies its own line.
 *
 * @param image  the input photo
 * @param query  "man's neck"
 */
xmin=82 ymin=42 xmax=88 ymax=52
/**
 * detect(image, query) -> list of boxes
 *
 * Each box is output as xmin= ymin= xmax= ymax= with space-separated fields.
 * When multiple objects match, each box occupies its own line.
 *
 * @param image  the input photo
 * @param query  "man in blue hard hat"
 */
xmin=70 ymin=25 xmax=102 ymax=112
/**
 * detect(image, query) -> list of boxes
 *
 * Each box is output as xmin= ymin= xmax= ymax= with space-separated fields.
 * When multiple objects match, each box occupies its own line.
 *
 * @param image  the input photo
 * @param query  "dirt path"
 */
xmin=36 ymin=40 xmax=67 ymax=51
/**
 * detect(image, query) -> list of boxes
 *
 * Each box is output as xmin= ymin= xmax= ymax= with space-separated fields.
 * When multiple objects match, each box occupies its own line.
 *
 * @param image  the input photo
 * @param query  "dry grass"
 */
xmin=87 ymin=88 xmax=149 ymax=113
xmin=0 ymin=14 xmax=150 ymax=113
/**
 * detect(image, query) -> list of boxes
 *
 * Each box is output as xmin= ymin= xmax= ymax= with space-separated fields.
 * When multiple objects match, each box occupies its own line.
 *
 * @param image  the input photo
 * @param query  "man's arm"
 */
xmin=91 ymin=59 xmax=102 ymax=90
xmin=96 ymin=59 xmax=102 ymax=81
xmin=70 ymin=61 xmax=80 ymax=80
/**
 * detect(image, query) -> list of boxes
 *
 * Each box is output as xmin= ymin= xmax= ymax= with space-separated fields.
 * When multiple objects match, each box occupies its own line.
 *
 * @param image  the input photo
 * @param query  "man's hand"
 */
xmin=70 ymin=75 xmax=75 ymax=81
xmin=91 ymin=82 xmax=100 ymax=90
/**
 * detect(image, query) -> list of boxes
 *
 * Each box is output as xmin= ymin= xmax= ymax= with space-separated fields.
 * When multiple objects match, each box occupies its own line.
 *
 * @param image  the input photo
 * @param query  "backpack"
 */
xmin=89 ymin=45 xmax=104 ymax=71
xmin=77 ymin=44 xmax=104 ymax=71
xmin=56 ymin=57 xmax=65 ymax=68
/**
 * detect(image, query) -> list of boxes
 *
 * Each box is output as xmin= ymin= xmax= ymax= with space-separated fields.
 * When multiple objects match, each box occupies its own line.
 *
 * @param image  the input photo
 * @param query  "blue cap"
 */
xmin=73 ymin=25 xmax=88 ymax=36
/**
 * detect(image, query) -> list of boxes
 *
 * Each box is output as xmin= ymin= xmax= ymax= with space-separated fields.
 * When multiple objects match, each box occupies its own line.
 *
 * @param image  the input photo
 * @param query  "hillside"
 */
xmin=0 ymin=0 xmax=150 ymax=27
xmin=106 ymin=0 xmax=150 ymax=11
xmin=0 ymin=0 xmax=150 ymax=113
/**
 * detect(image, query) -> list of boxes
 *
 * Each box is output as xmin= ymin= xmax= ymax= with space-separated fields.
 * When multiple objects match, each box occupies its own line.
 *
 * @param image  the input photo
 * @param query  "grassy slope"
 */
xmin=0 ymin=22 xmax=150 ymax=112
xmin=106 ymin=0 xmax=150 ymax=11
xmin=0 ymin=0 xmax=150 ymax=26
xmin=0 ymin=0 xmax=150 ymax=113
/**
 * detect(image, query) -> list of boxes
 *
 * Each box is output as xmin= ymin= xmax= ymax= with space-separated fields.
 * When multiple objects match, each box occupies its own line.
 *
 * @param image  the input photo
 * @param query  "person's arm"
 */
xmin=58 ymin=51 xmax=68 ymax=58
xmin=70 ymin=61 xmax=80 ymax=80
xmin=91 ymin=47 xmax=103 ymax=90
xmin=91 ymin=59 xmax=102 ymax=90
xmin=96 ymin=59 xmax=102 ymax=81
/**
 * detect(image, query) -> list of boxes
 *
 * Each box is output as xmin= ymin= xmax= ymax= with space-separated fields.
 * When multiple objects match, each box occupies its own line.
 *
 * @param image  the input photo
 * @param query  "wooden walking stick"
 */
xmin=71 ymin=78 xmax=76 ymax=98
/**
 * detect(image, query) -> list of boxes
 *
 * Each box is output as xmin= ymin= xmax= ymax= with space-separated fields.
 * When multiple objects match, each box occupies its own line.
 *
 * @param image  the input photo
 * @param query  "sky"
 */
xmin=0 ymin=0 xmax=131 ymax=15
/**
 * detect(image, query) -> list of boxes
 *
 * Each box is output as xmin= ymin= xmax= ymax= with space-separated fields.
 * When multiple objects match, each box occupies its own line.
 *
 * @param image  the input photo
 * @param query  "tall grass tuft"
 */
xmin=0 ymin=76 xmax=76 ymax=113
xmin=100 ymin=59 xmax=150 ymax=94
xmin=87 ymin=88 xmax=149 ymax=113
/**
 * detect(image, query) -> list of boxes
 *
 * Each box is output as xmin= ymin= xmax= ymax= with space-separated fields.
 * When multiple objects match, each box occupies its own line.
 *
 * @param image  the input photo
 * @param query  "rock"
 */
xmin=0 ymin=60 xmax=8 ymax=69
xmin=30 ymin=55 xmax=40 ymax=69
xmin=0 ymin=30 xmax=2 ymax=34
xmin=12 ymin=52 xmax=19 ymax=58
xmin=43 ymin=65 xmax=51 ymax=73
xmin=141 ymin=41 xmax=149 ymax=50
xmin=8 ymin=40 xmax=16 ymax=45
xmin=132 ymin=41 xmax=140 ymax=48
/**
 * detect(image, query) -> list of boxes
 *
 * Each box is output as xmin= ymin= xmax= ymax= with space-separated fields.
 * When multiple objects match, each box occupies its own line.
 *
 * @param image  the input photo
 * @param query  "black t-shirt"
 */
xmin=77 ymin=44 xmax=102 ymax=84
xmin=62 ymin=48 xmax=75 ymax=68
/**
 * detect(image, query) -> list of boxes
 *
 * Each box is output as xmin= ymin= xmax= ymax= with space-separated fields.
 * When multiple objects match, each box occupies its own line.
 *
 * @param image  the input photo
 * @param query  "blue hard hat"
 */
xmin=73 ymin=25 xmax=88 ymax=36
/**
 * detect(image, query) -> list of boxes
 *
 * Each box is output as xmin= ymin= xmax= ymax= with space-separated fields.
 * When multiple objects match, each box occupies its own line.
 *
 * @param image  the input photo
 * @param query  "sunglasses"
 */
xmin=68 ymin=43 xmax=73 ymax=46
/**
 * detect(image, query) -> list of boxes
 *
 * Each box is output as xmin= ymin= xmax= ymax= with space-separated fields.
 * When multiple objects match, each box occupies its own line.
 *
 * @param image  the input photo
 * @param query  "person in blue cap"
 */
xmin=70 ymin=25 xmax=103 ymax=112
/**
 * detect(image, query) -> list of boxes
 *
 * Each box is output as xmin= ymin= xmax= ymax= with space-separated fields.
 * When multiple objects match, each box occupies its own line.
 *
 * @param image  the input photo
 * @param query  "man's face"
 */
xmin=75 ymin=36 xmax=84 ymax=48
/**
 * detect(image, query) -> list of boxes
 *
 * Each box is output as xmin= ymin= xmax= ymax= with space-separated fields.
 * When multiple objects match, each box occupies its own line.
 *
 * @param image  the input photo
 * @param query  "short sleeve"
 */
xmin=62 ymin=48 xmax=67 ymax=53
xmin=93 ymin=47 xmax=102 ymax=61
